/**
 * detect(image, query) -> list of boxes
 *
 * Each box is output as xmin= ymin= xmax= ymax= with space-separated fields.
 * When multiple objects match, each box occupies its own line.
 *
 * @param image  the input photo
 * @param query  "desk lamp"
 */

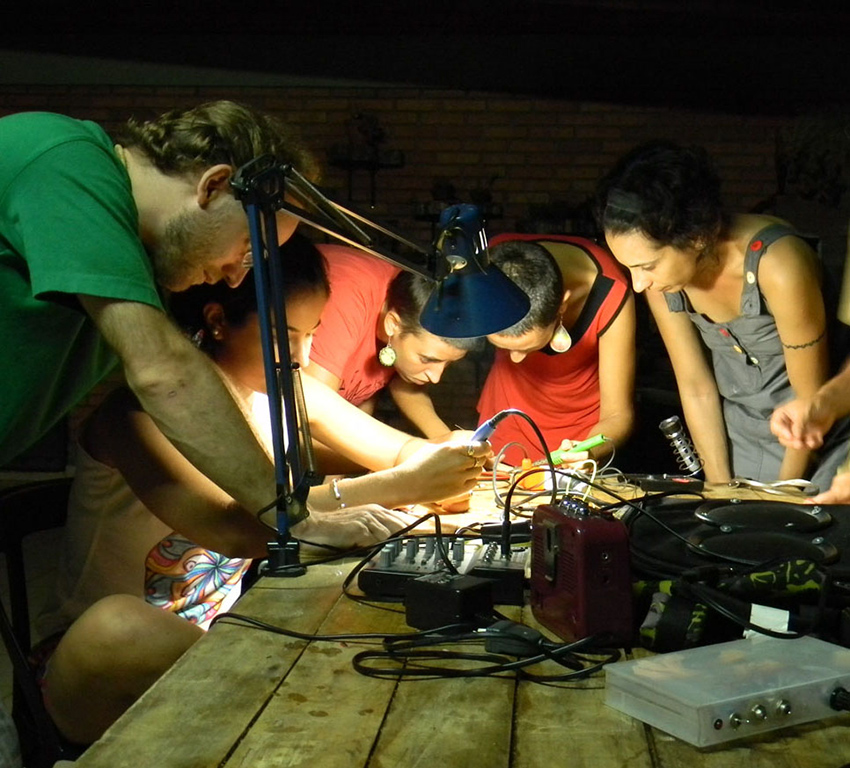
xmin=231 ymin=156 xmax=530 ymax=576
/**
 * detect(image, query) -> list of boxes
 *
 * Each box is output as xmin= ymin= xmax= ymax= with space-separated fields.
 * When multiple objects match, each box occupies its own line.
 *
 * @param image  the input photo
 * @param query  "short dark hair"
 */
xmin=595 ymin=141 xmax=726 ymax=252
xmin=487 ymin=240 xmax=563 ymax=335
xmin=169 ymin=232 xmax=329 ymax=354
xmin=386 ymin=271 xmax=483 ymax=352
xmin=117 ymin=100 xmax=319 ymax=182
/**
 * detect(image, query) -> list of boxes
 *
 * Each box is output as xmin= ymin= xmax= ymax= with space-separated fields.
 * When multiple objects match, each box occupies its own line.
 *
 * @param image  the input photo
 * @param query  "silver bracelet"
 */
xmin=331 ymin=477 xmax=346 ymax=509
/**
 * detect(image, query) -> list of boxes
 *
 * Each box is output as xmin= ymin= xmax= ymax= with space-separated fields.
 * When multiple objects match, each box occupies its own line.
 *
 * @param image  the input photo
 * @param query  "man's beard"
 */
xmin=150 ymin=205 xmax=234 ymax=291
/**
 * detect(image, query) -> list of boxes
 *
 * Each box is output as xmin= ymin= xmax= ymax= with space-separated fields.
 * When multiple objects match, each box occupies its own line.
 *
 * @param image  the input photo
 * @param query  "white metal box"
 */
xmin=605 ymin=635 xmax=850 ymax=747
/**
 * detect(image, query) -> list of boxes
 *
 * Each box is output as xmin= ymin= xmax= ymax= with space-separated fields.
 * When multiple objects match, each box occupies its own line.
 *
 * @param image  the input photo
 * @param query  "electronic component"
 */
xmin=659 ymin=415 xmax=703 ymax=475
xmin=466 ymin=541 xmax=528 ymax=605
xmin=480 ymin=520 xmax=532 ymax=544
xmin=404 ymin=572 xmax=494 ymax=630
xmin=530 ymin=500 xmax=633 ymax=646
xmin=357 ymin=537 xmax=529 ymax=605
xmin=606 ymin=635 xmax=850 ymax=747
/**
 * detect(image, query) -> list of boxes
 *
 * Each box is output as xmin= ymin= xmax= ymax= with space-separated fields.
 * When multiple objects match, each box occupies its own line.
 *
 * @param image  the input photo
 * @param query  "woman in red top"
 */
xmin=306 ymin=244 xmax=481 ymax=449
xmin=477 ymin=234 xmax=636 ymax=465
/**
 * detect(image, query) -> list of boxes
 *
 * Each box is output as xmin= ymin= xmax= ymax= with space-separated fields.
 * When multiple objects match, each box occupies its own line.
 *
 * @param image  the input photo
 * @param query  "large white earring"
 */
xmin=549 ymin=321 xmax=572 ymax=353
xmin=378 ymin=337 xmax=397 ymax=367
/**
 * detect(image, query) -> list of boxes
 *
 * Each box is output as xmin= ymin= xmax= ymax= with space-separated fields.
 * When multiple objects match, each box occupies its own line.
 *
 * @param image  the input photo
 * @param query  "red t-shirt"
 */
xmin=477 ymin=234 xmax=630 ymax=464
xmin=307 ymin=244 xmax=401 ymax=406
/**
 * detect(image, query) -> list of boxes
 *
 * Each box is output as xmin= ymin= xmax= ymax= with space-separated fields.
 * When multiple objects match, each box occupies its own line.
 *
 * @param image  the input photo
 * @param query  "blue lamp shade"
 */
xmin=420 ymin=264 xmax=531 ymax=338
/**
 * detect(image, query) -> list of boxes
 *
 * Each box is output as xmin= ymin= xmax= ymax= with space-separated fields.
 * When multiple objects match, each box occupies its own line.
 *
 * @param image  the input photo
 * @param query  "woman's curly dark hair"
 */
xmin=595 ymin=140 xmax=727 ymax=252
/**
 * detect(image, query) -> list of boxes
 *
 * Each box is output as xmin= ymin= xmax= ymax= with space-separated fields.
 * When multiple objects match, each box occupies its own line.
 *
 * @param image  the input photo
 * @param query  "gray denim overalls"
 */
xmin=664 ymin=223 xmax=850 ymax=487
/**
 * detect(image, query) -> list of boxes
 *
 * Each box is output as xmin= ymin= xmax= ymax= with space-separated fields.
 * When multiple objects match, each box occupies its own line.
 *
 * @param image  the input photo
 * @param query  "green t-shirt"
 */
xmin=0 ymin=112 xmax=164 ymax=466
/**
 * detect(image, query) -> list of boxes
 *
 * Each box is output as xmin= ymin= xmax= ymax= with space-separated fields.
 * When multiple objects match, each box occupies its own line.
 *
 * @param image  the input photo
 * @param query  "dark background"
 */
xmin=3 ymin=0 xmax=850 ymax=115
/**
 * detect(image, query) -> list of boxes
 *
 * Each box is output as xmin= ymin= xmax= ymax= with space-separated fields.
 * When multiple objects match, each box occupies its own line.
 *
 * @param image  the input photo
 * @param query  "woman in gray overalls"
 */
xmin=595 ymin=141 xmax=850 ymax=488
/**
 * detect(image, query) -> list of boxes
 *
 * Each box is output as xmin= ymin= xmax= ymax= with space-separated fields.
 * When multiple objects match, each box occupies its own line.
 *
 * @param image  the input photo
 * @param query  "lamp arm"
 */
xmin=233 ymin=156 xmax=442 ymax=281
xmin=236 ymin=189 xmax=314 ymax=576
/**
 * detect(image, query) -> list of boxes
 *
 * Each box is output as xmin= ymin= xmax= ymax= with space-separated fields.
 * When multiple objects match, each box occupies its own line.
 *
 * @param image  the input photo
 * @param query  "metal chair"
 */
xmin=0 ymin=477 xmax=82 ymax=767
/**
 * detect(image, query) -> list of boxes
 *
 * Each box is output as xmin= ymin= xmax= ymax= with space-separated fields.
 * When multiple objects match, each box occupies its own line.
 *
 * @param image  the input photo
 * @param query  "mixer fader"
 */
xmin=358 ymin=535 xmax=529 ymax=604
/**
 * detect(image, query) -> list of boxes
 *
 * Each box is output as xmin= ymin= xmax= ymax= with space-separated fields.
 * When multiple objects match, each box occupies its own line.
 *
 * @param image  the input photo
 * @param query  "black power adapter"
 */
xmin=483 ymin=619 xmax=543 ymax=656
xmin=404 ymin=572 xmax=494 ymax=629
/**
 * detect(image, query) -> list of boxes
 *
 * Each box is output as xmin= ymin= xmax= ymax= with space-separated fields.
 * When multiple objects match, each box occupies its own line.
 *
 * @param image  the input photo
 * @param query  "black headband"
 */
xmin=605 ymin=189 xmax=645 ymax=215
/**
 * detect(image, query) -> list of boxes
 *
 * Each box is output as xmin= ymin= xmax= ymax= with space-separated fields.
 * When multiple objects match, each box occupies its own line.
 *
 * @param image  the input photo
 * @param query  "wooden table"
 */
xmin=74 ymin=483 xmax=850 ymax=768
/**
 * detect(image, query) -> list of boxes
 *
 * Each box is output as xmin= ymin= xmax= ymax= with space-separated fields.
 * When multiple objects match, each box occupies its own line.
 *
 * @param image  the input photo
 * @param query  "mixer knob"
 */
xmin=405 ymin=538 xmax=419 ymax=562
xmin=452 ymin=539 xmax=465 ymax=562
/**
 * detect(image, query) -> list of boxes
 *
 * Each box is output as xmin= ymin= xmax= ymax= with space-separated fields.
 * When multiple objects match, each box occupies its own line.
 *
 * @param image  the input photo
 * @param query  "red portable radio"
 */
xmin=530 ymin=500 xmax=633 ymax=647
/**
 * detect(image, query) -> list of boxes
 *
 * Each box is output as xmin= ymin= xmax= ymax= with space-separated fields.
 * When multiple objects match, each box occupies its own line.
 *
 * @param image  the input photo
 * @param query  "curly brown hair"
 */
xmin=116 ymin=100 xmax=320 ymax=181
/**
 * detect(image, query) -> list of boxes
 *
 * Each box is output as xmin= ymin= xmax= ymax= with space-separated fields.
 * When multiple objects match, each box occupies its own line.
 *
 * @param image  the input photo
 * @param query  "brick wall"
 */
xmin=0 ymin=83 xmax=787 ymax=236
xmin=0 ymin=82 xmax=791 ymax=454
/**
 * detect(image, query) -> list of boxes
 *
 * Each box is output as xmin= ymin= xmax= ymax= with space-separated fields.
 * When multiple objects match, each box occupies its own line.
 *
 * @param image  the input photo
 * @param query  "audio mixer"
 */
xmin=357 ymin=536 xmax=529 ymax=604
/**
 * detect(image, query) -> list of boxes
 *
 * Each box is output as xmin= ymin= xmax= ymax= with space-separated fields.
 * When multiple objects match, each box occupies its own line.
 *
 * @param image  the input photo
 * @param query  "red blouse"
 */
xmin=307 ymin=244 xmax=401 ymax=406
xmin=477 ymin=234 xmax=630 ymax=464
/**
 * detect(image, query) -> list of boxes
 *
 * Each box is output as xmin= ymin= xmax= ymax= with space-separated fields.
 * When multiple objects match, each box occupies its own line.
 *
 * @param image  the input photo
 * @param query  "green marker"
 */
xmin=547 ymin=434 xmax=607 ymax=465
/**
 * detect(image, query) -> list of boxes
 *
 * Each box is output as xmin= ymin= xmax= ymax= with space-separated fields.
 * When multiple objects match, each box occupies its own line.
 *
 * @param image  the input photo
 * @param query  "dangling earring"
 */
xmin=378 ymin=336 xmax=397 ymax=367
xmin=549 ymin=320 xmax=572 ymax=353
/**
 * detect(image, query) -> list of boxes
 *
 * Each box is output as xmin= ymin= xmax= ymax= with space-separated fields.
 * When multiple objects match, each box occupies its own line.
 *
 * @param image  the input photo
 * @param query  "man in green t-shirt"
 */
xmin=0 ymin=100 xmax=406 ymax=549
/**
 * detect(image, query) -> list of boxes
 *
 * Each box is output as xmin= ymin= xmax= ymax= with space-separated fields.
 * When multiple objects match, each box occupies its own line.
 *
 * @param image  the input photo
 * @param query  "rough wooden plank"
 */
xmin=222 ymin=594 xmax=409 ymax=768
xmin=510 ymin=606 xmax=652 ymax=768
xmin=74 ymin=581 xmax=345 ymax=768
xmin=780 ymin=716 xmax=850 ymax=767
xmin=371 ymin=675 xmax=515 ymax=768
xmin=362 ymin=605 xmax=523 ymax=768
xmin=226 ymin=589 xmax=521 ymax=768
xmin=513 ymin=671 xmax=651 ymax=768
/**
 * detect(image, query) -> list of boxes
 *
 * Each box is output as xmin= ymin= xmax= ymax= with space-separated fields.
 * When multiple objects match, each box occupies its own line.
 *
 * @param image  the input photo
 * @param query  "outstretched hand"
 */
xmin=292 ymin=505 xmax=411 ymax=548
xmin=397 ymin=439 xmax=492 ymax=505
xmin=770 ymin=396 xmax=835 ymax=450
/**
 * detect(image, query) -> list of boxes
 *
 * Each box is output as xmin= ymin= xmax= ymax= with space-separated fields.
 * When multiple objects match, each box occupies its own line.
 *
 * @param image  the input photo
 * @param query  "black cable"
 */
xmin=352 ymin=630 xmax=621 ymax=681
xmin=683 ymin=581 xmax=807 ymax=640
xmin=480 ymin=408 xmax=560 ymax=558
xmin=255 ymin=492 xmax=285 ymax=527
xmin=210 ymin=611 xmax=620 ymax=684
xmin=209 ymin=611 xmax=474 ymax=642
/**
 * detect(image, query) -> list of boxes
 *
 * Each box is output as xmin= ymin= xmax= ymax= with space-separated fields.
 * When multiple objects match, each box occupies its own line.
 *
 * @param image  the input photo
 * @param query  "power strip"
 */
xmin=358 ymin=537 xmax=529 ymax=604
xmin=606 ymin=635 xmax=850 ymax=747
